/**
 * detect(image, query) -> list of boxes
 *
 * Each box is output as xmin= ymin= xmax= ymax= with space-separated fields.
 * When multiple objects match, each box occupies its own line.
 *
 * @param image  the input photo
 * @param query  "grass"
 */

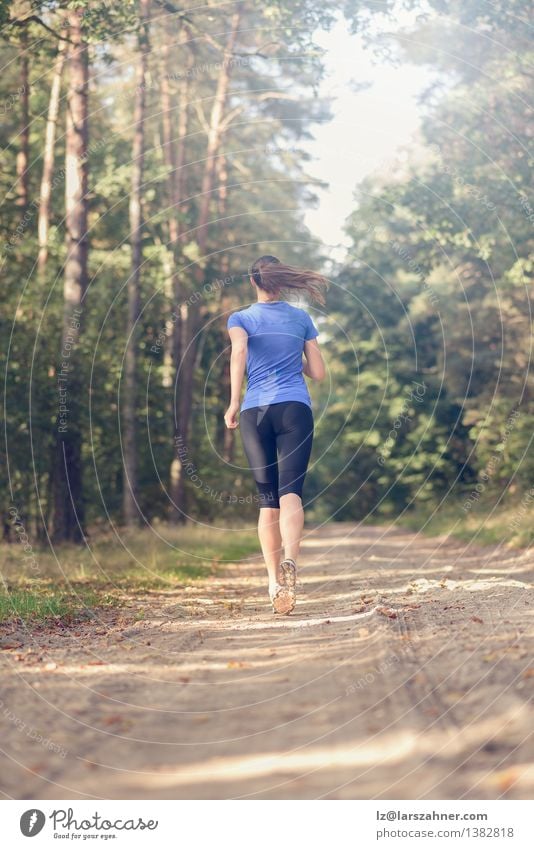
xmin=0 ymin=585 xmax=104 ymax=626
xmin=384 ymin=498 xmax=534 ymax=548
xmin=0 ymin=524 xmax=259 ymax=626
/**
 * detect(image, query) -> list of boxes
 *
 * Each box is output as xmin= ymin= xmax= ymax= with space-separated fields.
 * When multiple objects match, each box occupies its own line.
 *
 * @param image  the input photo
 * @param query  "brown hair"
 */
xmin=249 ymin=255 xmax=328 ymax=306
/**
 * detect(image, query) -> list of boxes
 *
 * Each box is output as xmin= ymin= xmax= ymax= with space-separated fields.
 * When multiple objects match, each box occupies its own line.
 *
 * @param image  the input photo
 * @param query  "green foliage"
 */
xmin=316 ymin=0 xmax=533 ymax=529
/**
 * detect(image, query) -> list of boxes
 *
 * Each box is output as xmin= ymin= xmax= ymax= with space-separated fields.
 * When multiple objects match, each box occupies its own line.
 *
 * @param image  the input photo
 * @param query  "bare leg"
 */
xmin=279 ymin=493 xmax=304 ymax=562
xmin=257 ymin=507 xmax=282 ymax=593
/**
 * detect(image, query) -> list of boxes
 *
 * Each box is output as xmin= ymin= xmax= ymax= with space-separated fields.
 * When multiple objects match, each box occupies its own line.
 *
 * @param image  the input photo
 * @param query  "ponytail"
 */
xmin=249 ymin=255 xmax=328 ymax=306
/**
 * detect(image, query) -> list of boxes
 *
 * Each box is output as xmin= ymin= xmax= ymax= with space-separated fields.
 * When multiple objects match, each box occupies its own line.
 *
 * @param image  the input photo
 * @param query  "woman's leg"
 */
xmin=257 ymin=507 xmax=283 ymax=593
xmin=274 ymin=402 xmax=314 ymax=565
xmin=239 ymin=408 xmax=281 ymax=592
xmin=279 ymin=493 xmax=304 ymax=562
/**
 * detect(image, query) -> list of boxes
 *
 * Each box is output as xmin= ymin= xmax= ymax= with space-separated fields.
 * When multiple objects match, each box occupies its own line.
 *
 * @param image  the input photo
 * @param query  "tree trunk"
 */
xmin=213 ymin=167 xmax=234 ymax=460
xmin=160 ymin=26 xmax=186 ymax=396
xmin=123 ymin=0 xmax=151 ymax=526
xmin=173 ymin=26 xmax=191 ymax=239
xmin=159 ymin=24 xmax=193 ymax=523
xmin=169 ymin=302 xmax=195 ymax=522
xmin=170 ymin=9 xmax=241 ymax=521
xmin=196 ymin=9 xmax=240 ymax=263
xmin=51 ymin=8 xmax=89 ymax=544
xmin=16 ymin=28 xmax=30 ymax=208
xmin=37 ymin=38 xmax=66 ymax=274
xmin=218 ymin=355 xmax=235 ymax=462
xmin=217 ymin=153 xmax=228 ymax=218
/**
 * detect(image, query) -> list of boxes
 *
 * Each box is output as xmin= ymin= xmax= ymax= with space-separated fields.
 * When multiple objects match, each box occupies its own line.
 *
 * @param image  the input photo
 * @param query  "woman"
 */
xmin=225 ymin=255 xmax=328 ymax=615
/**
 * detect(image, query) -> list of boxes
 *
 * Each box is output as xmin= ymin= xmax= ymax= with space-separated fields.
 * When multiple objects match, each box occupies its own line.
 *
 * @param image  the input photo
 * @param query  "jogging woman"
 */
xmin=225 ymin=255 xmax=328 ymax=614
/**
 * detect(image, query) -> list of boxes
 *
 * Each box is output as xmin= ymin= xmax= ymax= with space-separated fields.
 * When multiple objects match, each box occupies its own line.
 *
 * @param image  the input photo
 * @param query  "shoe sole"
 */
xmin=272 ymin=587 xmax=294 ymax=615
xmin=279 ymin=560 xmax=297 ymax=614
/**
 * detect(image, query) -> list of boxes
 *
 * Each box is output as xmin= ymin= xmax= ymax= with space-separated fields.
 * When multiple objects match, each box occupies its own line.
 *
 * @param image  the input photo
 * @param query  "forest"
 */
xmin=1 ymin=0 xmax=532 ymax=546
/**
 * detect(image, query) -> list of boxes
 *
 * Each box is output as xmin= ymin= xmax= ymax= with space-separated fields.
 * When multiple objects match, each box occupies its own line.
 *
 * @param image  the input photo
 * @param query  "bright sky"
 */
xmin=303 ymin=16 xmax=433 ymax=254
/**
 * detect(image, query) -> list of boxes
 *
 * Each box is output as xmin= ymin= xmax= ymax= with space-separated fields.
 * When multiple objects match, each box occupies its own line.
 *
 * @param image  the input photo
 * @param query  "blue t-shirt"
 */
xmin=227 ymin=301 xmax=319 ymax=411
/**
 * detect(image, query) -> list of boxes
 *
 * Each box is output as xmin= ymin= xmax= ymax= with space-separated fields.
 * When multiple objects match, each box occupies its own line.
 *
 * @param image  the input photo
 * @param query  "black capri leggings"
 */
xmin=239 ymin=401 xmax=314 ymax=508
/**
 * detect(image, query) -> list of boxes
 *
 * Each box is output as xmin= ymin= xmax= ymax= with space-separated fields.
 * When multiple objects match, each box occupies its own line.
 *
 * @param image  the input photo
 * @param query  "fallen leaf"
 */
xmin=377 ymin=606 xmax=398 ymax=619
xmin=445 ymin=690 xmax=466 ymax=703
xmin=28 ymin=762 xmax=48 ymax=774
xmin=471 ymin=615 xmax=484 ymax=624
xmin=493 ymin=767 xmax=521 ymax=793
xmin=102 ymin=714 xmax=132 ymax=730
xmin=102 ymin=714 xmax=122 ymax=725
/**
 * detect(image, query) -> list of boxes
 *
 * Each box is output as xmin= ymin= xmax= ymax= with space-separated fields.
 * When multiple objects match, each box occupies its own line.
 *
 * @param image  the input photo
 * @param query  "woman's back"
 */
xmin=227 ymin=301 xmax=318 ymax=410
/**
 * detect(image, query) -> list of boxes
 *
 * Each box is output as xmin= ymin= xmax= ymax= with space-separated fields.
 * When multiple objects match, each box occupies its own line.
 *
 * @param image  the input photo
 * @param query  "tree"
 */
xmin=158 ymin=20 xmax=193 ymax=522
xmin=15 ymin=24 xmax=30 ymax=208
xmin=51 ymin=7 xmax=89 ymax=543
xmin=37 ymin=36 xmax=66 ymax=274
xmin=167 ymin=6 xmax=242 ymax=522
xmin=122 ymin=0 xmax=152 ymax=526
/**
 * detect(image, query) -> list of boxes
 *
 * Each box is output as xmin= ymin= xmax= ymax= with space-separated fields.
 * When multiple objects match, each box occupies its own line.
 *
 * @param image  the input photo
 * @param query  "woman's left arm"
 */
xmin=224 ymin=326 xmax=248 ymax=428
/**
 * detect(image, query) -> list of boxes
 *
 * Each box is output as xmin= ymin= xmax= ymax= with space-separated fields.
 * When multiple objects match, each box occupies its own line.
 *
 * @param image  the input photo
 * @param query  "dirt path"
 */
xmin=1 ymin=524 xmax=533 ymax=800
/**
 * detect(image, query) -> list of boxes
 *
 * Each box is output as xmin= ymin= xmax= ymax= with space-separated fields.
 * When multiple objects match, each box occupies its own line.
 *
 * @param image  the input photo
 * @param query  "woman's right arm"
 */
xmin=224 ymin=326 xmax=248 ymax=428
xmin=303 ymin=338 xmax=326 ymax=381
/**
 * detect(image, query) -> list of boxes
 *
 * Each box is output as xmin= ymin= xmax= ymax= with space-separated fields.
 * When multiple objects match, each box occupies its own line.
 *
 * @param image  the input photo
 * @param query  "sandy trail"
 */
xmin=1 ymin=524 xmax=533 ymax=800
